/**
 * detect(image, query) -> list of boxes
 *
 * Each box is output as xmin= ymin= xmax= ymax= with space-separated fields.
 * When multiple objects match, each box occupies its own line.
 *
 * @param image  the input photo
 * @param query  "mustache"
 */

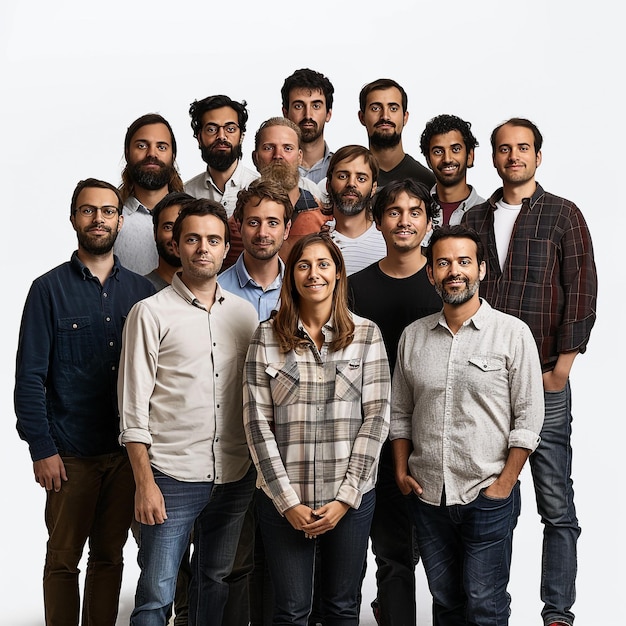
xmin=375 ymin=120 xmax=395 ymax=128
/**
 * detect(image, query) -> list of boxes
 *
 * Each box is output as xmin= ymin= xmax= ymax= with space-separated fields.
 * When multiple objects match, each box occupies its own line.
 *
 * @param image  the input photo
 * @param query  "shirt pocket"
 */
xmin=510 ymin=237 xmax=556 ymax=285
xmin=467 ymin=355 xmax=504 ymax=373
xmin=57 ymin=316 xmax=95 ymax=365
xmin=266 ymin=361 xmax=300 ymax=406
xmin=334 ymin=359 xmax=363 ymax=402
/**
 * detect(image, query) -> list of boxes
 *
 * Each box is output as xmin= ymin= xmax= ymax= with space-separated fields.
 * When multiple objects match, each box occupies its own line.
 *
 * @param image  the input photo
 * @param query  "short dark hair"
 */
xmin=233 ymin=178 xmax=294 ymax=226
xmin=124 ymin=113 xmax=177 ymax=159
xmin=172 ymin=198 xmax=230 ymax=246
xmin=359 ymin=78 xmax=408 ymax=114
xmin=281 ymin=68 xmax=334 ymax=111
xmin=70 ymin=178 xmax=122 ymax=215
xmin=372 ymin=178 xmax=435 ymax=225
xmin=189 ymin=95 xmax=249 ymax=138
xmin=152 ymin=192 xmax=195 ymax=229
xmin=327 ymin=145 xmax=379 ymax=184
xmin=490 ymin=117 xmax=543 ymax=155
xmin=420 ymin=114 xmax=479 ymax=158
xmin=426 ymin=224 xmax=485 ymax=267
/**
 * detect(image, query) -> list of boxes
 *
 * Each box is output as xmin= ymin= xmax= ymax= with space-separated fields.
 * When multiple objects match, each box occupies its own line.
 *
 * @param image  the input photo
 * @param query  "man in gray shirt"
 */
xmin=391 ymin=225 xmax=544 ymax=626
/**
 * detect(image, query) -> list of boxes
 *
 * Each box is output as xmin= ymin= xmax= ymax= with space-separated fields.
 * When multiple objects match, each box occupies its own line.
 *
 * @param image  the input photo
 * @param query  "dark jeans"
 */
xmin=530 ymin=382 xmax=580 ymax=626
xmin=43 ymin=452 xmax=134 ymax=626
xmin=409 ymin=483 xmax=521 ymax=626
xmin=369 ymin=440 xmax=418 ymax=626
xmin=257 ymin=490 xmax=375 ymax=626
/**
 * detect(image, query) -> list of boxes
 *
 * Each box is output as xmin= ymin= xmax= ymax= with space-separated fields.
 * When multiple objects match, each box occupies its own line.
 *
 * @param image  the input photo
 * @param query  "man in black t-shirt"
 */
xmin=348 ymin=178 xmax=441 ymax=626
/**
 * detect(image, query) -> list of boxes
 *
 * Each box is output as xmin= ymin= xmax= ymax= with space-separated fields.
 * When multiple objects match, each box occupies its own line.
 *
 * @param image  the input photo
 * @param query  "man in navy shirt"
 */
xmin=14 ymin=178 xmax=155 ymax=626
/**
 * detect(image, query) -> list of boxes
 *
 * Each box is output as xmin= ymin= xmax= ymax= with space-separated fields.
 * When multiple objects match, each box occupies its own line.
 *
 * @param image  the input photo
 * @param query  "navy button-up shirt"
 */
xmin=14 ymin=252 xmax=155 ymax=461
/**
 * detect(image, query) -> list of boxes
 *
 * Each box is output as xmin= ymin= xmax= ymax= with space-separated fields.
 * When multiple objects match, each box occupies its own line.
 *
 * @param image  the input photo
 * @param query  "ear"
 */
xmin=283 ymin=219 xmax=292 ymax=240
xmin=426 ymin=264 xmax=435 ymax=286
xmin=358 ymin=110 xmax=365 ymax=127
xmin=252 ymin=150 xmax=259 ymax=171
xmin=116 ymin=214 xmax=124 ymax=233
xmin=69 ymin=213 xmax=77 ymax=232
xmin=370 ymin=181 xmax=377 ymax=198
xmin=425 ymin=218 xmax=433 ymax=234
xmin=403 ymin=110 xmax=409 ymax=127
xmin=467 ymin=149 xmax=475 ymax=169
xmin=325 ymin=109 xmax=332 ymax=123
xmin=297 ymin=149 xmax=303 ymax=166
xmin=479 ymin=260 xmax=486 ymax=281
xmin=282 ymin=106 xmax=288 ymax=117
xmin=224 ymin=241 xmax=230 ymax=258
xmin=536 ymin=150 xmax=542 ymax=168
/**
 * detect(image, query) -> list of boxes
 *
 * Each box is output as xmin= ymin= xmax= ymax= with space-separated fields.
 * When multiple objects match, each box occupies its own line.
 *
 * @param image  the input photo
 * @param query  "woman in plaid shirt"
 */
xmin=244 ymin=232 xmax=391 ymax=625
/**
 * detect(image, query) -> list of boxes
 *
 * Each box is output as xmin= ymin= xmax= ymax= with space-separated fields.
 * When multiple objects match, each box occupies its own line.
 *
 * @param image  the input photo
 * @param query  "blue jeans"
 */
xmin=529 ymin=382 xmax=580 ymax=626
xmin=257 ymin=490 xmax=376 ymax=626
xmin=409 ymin=482 xmax=521 ymax=626
xmin=189 ymin=465 xmax=256 ymax=626
xmin=131 ymin=465 xmax=254 ymax=626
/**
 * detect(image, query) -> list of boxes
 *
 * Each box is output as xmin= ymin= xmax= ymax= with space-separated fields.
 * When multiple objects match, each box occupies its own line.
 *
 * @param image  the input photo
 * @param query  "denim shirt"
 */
xmin=14 ymin=252 xmax=155 ymax=461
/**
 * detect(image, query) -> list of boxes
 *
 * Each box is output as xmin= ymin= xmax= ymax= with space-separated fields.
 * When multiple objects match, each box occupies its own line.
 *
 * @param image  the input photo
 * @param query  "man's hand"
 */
xmin=301 ymin=500 xmax=350 ymax=537
xmin=33 ymin=454 xmax=67 ymax=492
xmin=395 ymin=471 xmax=423 ymax=497
xmin=134 ymin=481 xmax=167 ymax=525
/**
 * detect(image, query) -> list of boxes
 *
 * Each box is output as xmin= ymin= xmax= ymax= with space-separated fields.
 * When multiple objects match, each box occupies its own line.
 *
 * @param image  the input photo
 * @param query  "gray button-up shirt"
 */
xmin=390 ymin=300 xmax=544 ymax=506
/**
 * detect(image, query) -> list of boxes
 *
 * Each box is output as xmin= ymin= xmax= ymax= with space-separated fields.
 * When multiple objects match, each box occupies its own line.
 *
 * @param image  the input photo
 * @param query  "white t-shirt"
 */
xmin=494 ymin=199 xmax=522 ymax=270
xmin=327 ymin=221 xmax=387 ymax=276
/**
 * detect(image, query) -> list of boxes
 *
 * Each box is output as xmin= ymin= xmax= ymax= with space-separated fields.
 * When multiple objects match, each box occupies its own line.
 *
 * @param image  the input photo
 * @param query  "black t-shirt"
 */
xmin=348 ymin=261 xmax=441 ymax=373
xmin=377 ymin=153 xmax=435 ymax=190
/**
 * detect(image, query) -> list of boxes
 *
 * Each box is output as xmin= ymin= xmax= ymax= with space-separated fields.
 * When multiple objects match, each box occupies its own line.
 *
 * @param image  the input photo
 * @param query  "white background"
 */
xmin=1 ymin=1 xmax=621 ymax=624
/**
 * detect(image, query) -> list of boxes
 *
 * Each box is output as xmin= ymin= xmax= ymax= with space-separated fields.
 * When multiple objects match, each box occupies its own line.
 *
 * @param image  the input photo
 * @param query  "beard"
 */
xmin=200 ymin=140 xmax=242 ymax=172
xmin=299 ymin=119 xmax=323 ymax=143
xmin=369 ymin=128 xmax=402 ymax=149
xmin=435 ymin=162 xmax=468 ymax=188
xmin=77 ymin=224 xmax=118 ymax=256
xmin=129 ymin=157 xmax=173 ymax=190
xmin=156 ymin=240 xmax=182 ymax=267
xmin=328 ymin=186 xmax=369 ymax=217
xmin=259 ymin=161 xmax=300 ymax=191
xmin=435 ymin=275 xmax=480 ymax=305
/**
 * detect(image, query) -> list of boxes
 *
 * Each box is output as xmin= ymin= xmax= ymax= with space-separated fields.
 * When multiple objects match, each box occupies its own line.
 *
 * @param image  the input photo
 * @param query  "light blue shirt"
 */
xmin=218 ymin=253 xmax=284 ymax=322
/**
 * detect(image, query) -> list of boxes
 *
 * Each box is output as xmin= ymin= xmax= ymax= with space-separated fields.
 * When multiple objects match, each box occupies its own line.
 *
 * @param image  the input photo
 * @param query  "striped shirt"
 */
xmin=462 ymin=184 xmax=597 ymax=370
xmin=243 ymin=314 xmax=390 ymax=514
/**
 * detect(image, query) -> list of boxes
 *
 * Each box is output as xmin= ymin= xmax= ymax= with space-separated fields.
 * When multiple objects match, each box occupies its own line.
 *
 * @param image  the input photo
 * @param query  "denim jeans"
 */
xmin=409 ymin=482 xmax=521 ymax=626
xmin=131 ymin=465 xmax=255 ymax=626
xmin=369 ymin=440 xmax=418 ymax=626
xmin=189 ymin=465 xmax=256 ymax=626
xmin=529 ymin=382 xmax=580 ymax=626
xmin=257 ymin=490 xmax=375 ymax=626
xmin=43 ymin=452 xmax=135 ymax=626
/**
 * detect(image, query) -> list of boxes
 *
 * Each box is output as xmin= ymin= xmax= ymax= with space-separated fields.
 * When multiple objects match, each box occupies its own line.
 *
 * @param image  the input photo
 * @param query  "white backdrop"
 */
xmin=1 ymin=1 xmax=621 ymax=624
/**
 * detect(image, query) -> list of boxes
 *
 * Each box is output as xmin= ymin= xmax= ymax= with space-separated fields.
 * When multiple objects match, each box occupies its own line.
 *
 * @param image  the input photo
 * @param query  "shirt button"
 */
xmin=105 ymin=317 xmax=111 ymax=322
xmin=109 ymin=341 xmax=114 ymax=347
xmin=103 ymin=292 xmax=108 ymax=298
xmin=72 ymin=323 xmax=78 ymax=329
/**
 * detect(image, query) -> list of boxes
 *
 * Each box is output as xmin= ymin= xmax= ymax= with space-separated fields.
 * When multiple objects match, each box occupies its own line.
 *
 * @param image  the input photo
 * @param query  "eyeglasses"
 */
xmin=202 ymin=123 xmax=240 ymax=136
xmin=75 ymin=205 xmax=119 ymax=219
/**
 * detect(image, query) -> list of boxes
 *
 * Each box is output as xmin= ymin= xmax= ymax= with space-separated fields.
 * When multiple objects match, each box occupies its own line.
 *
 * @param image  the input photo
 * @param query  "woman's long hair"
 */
xmin=273 ymin=232 xmax=354 ymax=353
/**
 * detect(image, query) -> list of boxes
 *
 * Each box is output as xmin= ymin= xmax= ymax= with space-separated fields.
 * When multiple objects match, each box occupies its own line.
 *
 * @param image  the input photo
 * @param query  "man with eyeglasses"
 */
xmin=184 ymin=95 xmax=259 ymax=218
xmin=14 ymin=178 xmax=155 ymax=626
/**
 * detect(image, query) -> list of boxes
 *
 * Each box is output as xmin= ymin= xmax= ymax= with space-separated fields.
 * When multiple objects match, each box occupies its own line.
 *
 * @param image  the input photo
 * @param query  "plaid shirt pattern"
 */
xmin=462 ymin=184 xmax=597 ymax=370
xmin=243 ymin=315 xmax=390 ymax=514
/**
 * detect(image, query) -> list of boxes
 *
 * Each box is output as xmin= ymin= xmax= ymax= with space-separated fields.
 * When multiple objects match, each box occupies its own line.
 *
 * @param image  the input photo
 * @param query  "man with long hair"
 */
xmin=115 ymin=113 xmax=184 ymax=275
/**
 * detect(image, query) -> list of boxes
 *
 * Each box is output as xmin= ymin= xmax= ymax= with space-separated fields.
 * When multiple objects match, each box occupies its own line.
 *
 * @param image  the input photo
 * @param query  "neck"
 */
xmin=379 ymin=246 xmax=427 ymax=278
xmin=133 ymin=186 xmax=169 ymax=210
xmin=300 ymin=137 xmax=325 ymax=170
xmin=443 ymin=295 xmax=481 ymax=334
xmin=77 ymin=249 xmax=114 ymax=285
xmin=208 ymin=160 xmax=239 ymax=193
xmin=299 ymin=300 xmax=332 ymax=349
xmin=155 ymin=261 xmax=179 ymax=285
xmin=502 ymin=180 xmax=536 ymax=205
xmin=179 ymin=273 xmax=218 ymax=310
xmin=436 ymin=182 xmax=471 ymax=203
xmin=333 ymin=210 xmax=371 ymax=238
xmin=369 ymin=143 xmax=405 ymax=172
xmin=243 ymin=253 xmax=281 ymax=289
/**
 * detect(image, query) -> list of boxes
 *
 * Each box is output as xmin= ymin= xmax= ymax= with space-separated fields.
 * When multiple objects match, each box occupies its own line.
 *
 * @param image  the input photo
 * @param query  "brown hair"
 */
xmin=273 ymin=232 xmax=354 ymax=353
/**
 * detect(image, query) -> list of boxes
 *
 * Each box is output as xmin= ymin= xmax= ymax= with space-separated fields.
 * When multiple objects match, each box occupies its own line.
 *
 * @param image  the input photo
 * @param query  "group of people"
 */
xmin=14 ymin=68 xmax=597 ymax=626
